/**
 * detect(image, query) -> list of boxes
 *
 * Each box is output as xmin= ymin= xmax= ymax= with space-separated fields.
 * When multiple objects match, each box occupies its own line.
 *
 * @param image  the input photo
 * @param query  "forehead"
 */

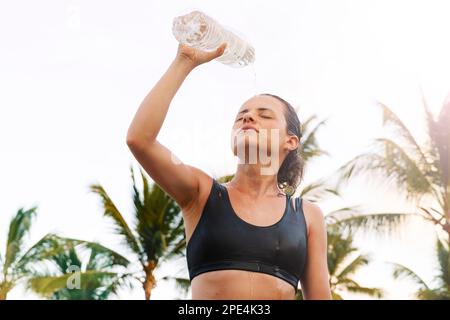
xmin=238 ymin=95 xmax=285 ymax=114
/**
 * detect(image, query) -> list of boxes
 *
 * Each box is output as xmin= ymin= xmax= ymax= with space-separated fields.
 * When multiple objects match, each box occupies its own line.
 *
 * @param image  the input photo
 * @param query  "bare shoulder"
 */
xmin=300 ymin=199 xmax=326 ymax=238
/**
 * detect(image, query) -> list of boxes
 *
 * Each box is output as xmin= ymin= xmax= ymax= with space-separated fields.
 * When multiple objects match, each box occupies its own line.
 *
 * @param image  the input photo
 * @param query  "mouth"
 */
xmin=240 ymin=126 xmax=259 ymax=133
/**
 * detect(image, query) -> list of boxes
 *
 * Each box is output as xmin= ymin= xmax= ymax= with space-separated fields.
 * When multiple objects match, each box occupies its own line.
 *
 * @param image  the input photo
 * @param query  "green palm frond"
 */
xmin=299 ymin=178 xmax=340 ymax=202
xmin=26 ymin=236 xmax=132 ymax=300
xmin=162 ymin=242 xmax=186 ymax=262
xmin=333 ymin=272 xmax=384 ymax=299
xmin=388 ymin=262 xmax=429 ymax=290
xmin=216 ymin=174 xmax=234 ymax=183
xmin=17 ymin=234 xmax=129 ymax=274
xmin=3 ymin=206 xmax=38 ymax=275
xmin=336 ymin=254 xmax=370 ymax=280
xmin=53 ymin=245 xmax=82 ymax=273
xmin=377 ymin=138 xmax=435 ymax=200
xmin=344 ymin=282 xmax=384 ymax=298
xmin=162 ymin=219 xmax=186 ymax=262
xmin=435 ymin=238 xmax=450 ymax=287
xmin=418 ymin=288 xmax=450 ymax=300
xmin=326 ymin=226 xmax=382 ymax=299
xmin=173 ymin=277 xmax=191 ymax=294
xmin=131 ymin=166 xmax=184 ymax=263
xmin=299 ymin=115 xmax=331 ymax=162
xmin=327 ymin=212 xmax=420 ymax=238
xmin=27 ymin=270 xmax=122 ymax=299
xmin=331 ymin=291 xmax=343 ymax=300
xmin=84 ymin=242 xmax=130 ymax=270
xmin=388 ymin=236 xmax=450 ymax=300
xmin=326 ymin=228 xmax=357 ymax=276
xmin=378 ymin=102 xmax=429 ymax=171
xmin=132 ymin=168 xmax=162 ymax=252
xmin=295 ymin=289 xmax=304 ymax=300
xmin=91 ymin=165 xmax=194 ymax=299
xmin=333 ymin=153 xmax=377 ymax=188
xmin=161 ymin=275 xmax=191 ymax=298
xmin=52 ymin=236 xmax=130 ymax=271
xmin=89 ymin=183 xmax=142 ymax=258
xmin=15 ymin=234 xmax=80 ymax=274
xmin=334 ymin=139 xmax=434 ymax=203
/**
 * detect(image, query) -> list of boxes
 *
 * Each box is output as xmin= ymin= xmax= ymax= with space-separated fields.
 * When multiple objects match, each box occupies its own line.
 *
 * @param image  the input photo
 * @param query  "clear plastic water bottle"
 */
xmin=172 ymin=10 xmax=255 ymax=68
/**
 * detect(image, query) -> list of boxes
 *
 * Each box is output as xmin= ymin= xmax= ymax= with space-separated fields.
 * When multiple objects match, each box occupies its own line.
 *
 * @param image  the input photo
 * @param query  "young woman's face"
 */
xmin=231 ymin=95 xmax=297 ymax=167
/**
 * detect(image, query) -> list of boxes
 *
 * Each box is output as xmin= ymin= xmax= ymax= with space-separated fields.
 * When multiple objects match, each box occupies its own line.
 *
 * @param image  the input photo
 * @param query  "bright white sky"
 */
xmin=1 ymin=0 xmax=449 ymax=299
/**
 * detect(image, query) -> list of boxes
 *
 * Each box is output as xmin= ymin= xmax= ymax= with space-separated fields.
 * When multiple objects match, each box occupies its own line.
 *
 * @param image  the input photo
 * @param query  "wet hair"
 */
xmin=260 ymin=93 xmax=304 ymax=195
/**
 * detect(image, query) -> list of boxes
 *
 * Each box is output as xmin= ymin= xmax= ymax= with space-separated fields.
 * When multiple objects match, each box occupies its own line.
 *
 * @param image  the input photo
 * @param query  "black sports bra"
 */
xmin=186 ymin=178 xmax=308 ymax=293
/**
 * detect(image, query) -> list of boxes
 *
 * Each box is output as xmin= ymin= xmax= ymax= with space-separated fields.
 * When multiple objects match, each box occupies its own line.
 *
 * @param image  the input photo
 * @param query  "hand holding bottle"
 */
xmin=172 ymin=10 xmax=255 ymax=68
xmin=175 ymin=42 xmax=227 ymax=69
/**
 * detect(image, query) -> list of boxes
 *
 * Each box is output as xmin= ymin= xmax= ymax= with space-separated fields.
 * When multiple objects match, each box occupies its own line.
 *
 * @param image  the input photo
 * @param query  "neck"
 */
xmin=229 ymin=163 xmax=284 ymax=198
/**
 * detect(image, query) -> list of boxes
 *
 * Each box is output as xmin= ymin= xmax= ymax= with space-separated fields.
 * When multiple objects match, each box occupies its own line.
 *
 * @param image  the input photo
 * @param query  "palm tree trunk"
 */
xmin=0 ymin=291 xmax=7 ymax=300
xmin=143 ymin=260 xmax=157 ymax=300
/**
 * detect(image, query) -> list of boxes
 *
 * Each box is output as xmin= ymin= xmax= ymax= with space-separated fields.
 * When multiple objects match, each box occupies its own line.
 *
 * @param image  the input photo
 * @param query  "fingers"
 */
xmin=206 ymin=42 xmax=227 ymax=61
xmin=216 ymin=42 xmax=227 ymax=56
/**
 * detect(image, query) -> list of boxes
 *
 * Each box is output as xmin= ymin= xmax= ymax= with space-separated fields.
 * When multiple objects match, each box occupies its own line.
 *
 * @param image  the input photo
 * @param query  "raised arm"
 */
xmin=126 ymin=43 xmax=227 ymax=211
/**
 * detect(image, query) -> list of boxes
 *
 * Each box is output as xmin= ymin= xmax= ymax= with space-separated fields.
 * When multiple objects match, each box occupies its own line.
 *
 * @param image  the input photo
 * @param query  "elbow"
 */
xmin=126 ymin=131 xmax=145 ymax=149
xmin=126 ymin=136 xmax=137 ymax=148
xmin=126 ymin=125 xmax=143 ymax=147
xmin=126 ymin=132 xmax=155 ymax=150
xmin=126 ymin=131 xmax=138 ymax=148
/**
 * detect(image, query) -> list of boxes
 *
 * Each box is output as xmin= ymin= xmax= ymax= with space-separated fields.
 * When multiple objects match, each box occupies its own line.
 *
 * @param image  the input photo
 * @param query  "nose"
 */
xmin=242 ymin=112 xmax=255 ymax=123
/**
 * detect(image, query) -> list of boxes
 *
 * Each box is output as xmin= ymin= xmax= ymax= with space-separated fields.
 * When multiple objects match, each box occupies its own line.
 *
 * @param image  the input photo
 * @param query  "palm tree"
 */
xmin=26 ymin=234 xmax=131 ymax=300
xmin=89 ymin=165 xmax=186 ymax=300
xmin=0 ymin=207 xmax=128 ymax=300
xmin=331 ymin=91 xmax=450 ymax=239
xmin=1 ymin=206 xmax=41 ymax=299
xmin=327 ymin=224 xmax=383 ymax=299
xmin=389 ymin=235 xmax=450 ymax=299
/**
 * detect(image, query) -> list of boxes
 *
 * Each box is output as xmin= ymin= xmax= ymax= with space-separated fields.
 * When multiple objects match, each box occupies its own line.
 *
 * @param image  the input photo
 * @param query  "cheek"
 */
xmin=257 ymin=128 xmax=283 ymax=150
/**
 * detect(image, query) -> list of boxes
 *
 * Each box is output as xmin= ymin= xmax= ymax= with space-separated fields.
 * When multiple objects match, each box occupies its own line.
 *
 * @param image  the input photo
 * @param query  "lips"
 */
xmin=240 ymin=125 xmax=259 ymax=132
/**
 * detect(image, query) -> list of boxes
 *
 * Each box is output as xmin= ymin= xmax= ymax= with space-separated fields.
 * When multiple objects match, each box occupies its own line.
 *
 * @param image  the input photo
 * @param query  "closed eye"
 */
xmin=235 ymin=115 xmax=271 ymax=122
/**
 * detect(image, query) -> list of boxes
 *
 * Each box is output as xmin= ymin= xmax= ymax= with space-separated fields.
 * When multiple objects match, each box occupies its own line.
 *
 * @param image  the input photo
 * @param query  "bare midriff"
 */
xmin=191 ymin=269 xmax=296 ymax=299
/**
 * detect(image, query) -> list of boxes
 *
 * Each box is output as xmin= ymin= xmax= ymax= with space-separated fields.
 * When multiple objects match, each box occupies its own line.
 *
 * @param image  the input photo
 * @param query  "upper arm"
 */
xmin=126 ymin=138 xmax=206 ymax=211
xmin=299 ymin=201 xmax=332 ymax=300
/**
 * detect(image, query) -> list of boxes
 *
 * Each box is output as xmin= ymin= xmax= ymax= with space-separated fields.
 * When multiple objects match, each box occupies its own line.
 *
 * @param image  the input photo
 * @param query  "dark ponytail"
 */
xmin=260 ymin=93 xmax=304 ymax=195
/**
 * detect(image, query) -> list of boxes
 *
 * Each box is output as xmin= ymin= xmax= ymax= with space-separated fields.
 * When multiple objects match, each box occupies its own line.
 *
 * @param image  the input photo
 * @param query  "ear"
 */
xmin=285 ymin=134 xmax=299 ymax=152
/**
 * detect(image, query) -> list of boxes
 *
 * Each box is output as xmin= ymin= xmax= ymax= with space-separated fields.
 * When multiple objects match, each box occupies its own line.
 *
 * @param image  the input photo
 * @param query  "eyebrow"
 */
xmin=237 ymin=107 xmax=274 ymax=115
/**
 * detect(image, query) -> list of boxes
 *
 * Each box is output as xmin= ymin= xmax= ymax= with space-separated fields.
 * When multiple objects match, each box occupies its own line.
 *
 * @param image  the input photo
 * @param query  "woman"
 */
xmin=126 ymin=43 xmax=331 ymax=300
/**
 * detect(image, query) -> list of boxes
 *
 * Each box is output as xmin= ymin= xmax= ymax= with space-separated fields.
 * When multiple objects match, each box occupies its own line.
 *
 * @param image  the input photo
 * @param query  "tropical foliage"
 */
xmin=0 ymin=207 xmax=128 ymax=300
xmin=89 ymin=165 xmax=186 ymax=299
xmin=390 ymin=235 xmax=450 ymax=299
